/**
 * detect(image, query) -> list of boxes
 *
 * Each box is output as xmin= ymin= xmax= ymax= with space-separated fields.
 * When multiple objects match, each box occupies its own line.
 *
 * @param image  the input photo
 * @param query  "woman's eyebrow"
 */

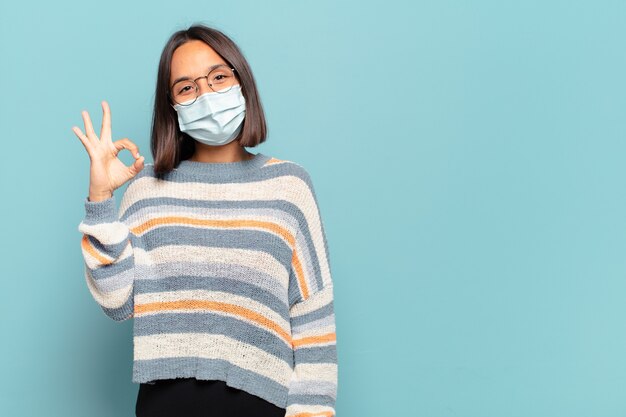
xmin=171 ymin=63 xmax=226 ymax=85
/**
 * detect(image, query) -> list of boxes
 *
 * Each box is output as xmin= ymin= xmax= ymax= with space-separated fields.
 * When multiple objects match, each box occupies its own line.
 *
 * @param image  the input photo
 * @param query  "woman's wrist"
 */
xmin=88 ymin=190 xmax=113 ymax=202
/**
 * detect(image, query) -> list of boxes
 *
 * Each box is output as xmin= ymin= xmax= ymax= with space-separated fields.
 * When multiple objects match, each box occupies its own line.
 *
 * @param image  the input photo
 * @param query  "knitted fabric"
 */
xmin=78 ymin=153 xmax=338 ymax=416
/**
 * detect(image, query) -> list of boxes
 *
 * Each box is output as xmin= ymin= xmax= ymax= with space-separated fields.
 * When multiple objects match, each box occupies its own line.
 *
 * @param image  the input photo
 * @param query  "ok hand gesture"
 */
xmin=72 ymin=101 xmax=145 ymax=202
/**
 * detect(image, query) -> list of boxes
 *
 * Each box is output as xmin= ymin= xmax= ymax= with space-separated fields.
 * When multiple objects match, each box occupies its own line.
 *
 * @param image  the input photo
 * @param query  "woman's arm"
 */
xmin=72 ymin=100 xmax=145 ymax=322
xmin=286 ymin=167 xmax=338 ymax=417
xmin=78 ymin=185 xmax=138 ymax=322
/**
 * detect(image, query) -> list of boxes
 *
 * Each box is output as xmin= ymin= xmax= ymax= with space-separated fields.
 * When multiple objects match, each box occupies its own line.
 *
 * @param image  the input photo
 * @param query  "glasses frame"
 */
xmin=168 ymin=65 xmax=238 ymax=106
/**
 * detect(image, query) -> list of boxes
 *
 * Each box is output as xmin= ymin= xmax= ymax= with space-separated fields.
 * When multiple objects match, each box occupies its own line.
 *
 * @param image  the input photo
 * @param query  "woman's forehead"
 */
xmin=170 ymin=41 xmax=227 ymax=80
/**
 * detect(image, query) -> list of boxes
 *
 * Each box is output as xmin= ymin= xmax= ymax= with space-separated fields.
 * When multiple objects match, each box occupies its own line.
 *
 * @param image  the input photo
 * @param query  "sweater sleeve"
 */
xmin=77 ymin=185 xmax=138 ymax=322
xmin=286 ymin=169 xmax=338 ymax=417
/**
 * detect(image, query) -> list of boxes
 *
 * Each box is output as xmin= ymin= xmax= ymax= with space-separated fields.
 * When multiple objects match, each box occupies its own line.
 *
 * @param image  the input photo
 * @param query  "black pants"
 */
xmin=135 ymin=378 xmax=286 ymax=417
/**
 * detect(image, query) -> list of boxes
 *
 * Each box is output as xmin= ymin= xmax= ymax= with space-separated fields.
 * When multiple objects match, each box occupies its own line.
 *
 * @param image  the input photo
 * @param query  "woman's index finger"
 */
xmin=101 ymin=100 xmax=112 ymax=142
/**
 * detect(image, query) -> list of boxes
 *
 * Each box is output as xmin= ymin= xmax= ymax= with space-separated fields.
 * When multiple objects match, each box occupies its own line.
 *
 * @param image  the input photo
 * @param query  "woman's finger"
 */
xmin=71 ymin=126 xmax=93 ymax=155
xmin=81 ymin=109 xmax=98 ymax=141
xmin=131 ymin=155 xmax=145 ymax=175
xmin=101 ymin=101 xmax=112 ymax=142
xmin=113 ymin=138 xmax=140 ymax=158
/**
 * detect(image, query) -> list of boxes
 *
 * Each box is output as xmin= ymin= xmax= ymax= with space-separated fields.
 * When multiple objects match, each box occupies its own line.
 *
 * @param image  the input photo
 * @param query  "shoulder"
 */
xmin=263 ymin=156 xmax=315 ymax=190
xmin=130 ymin=162 xmax=158 ymax=185
xmin=264 ymin=157 xmax=325 ymax=215
xmin=139 ymin=162 xmax=156 ymax=178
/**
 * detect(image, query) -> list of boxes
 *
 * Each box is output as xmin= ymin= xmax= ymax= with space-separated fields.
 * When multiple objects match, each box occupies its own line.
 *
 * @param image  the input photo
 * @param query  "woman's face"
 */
xmin=169 ymin=40 xmax=239 ymax=100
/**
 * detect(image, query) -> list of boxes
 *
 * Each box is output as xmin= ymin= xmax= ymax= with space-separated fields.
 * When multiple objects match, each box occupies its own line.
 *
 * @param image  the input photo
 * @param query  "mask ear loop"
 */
xmin=231 ymin=67 xmax=244 ymax=95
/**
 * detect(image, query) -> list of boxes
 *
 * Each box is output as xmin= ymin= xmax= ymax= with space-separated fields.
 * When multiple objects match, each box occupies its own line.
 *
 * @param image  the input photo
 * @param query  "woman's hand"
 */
xmin=72 ymin=100 xmax=145 ymax=202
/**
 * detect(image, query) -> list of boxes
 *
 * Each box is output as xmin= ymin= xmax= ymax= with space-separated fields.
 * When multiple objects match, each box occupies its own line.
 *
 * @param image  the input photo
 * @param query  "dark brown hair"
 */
xmin=150 ymin=24 xmax=267 ymax=179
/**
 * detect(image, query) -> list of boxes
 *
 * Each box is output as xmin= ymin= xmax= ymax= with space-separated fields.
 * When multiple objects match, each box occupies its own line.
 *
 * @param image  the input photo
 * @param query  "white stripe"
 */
xmin=134 ymin=332 xmax=292 ymax=386
xmin=293 ymin=323 xmax=336 ymax=340
xmin=133 ymin=245 xmax=290 ymax=289
xmin=288 ymin=380 xmax=337 ymax=397
xmin=79 ymin=221 xmax=129 ymax=245
xmin=292 ymin=363 xmax=337 ymax=384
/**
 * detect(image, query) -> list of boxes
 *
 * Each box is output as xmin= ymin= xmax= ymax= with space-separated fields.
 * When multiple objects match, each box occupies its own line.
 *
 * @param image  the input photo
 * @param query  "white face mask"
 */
xmin=172 ymin=84 xmax=246 ymax=146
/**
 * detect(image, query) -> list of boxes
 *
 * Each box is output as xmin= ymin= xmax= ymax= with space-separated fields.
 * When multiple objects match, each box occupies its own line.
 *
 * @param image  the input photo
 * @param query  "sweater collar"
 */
xmin=173 ymin=152 xmax=271 ymax=180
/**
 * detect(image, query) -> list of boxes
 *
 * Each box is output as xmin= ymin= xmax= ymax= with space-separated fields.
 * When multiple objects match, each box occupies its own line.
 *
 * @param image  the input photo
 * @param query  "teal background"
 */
xmin=1 ymin=1 xmax=625 ymax=416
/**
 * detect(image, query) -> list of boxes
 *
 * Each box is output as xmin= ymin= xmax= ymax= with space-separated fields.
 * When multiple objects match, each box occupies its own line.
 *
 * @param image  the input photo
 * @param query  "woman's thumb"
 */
xmin=130 ymin=155 xmax=145 ymax=176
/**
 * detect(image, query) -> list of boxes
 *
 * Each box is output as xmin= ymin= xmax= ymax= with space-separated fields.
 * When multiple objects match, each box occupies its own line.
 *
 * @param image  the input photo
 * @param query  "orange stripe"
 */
xmin=291 ymin=246 xmax=309 ymax=300
xmin=131 ymin=217 xmax=294 ymax=245
xmin=292 ymin=332 xmax=336 ymax=349
xmin=264 ymin=157 xmax=285 ymax=165
xmin=289 ymin=411 xmax=334 ymax=417
xmin=81 ymin=234 xmax=114 ymax=265
xmin=134 ymin=299 xmax=293 ymax=345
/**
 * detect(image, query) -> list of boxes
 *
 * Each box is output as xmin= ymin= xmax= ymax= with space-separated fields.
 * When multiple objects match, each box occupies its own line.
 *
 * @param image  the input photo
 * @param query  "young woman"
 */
xmin=72 ymin=24 xmax=338 ymax=417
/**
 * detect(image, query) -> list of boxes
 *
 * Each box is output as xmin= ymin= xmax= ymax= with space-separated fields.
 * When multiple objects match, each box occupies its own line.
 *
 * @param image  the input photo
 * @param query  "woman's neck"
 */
xmin=188 ymin=143 xmax=254 ymax=163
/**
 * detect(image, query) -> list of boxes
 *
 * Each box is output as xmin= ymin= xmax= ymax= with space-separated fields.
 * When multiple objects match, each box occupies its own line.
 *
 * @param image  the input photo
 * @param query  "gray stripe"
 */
xmin=89 ymin=256 xmax=134 ymax=280
xmin=292 ymin=226 xmax=320 ymax=292
xmin=85 ymin=234 xmax=129 ymax=259
xmin=288 ymin=380 xmax=337 ymax=399
xmin=122 ymin=196 xmax=290 ymax=219
xmin=87 ymin=265 xmax=134 ymax=292
xmin=135 ymin=275 xmax=289 ymax=321
xmin=134 ymin=157 xmax=311 ymax=186
xmin=134 ymin=262 xmax=287 ymax=300
xmin=294 ymin=345 xmax=338 ymax=364
xmin=132 ymin=356 xmax=289 ymax=409
xmin=293 ymin=313 xmax=336 ymax=334
xmin=135 ymin=226 xmax=293 ymax=269
xmin=292 ymin=300 xmax=334 ymax=326
xmin=294 ymin=214 xmax=327 ymax=293
xmin=134 ymin=312 xmax=293 ymax=361
xmin=82 ymin=197 xmax=119 ymax=225
xmin=286 ymin=393 xmax=335 ymax=408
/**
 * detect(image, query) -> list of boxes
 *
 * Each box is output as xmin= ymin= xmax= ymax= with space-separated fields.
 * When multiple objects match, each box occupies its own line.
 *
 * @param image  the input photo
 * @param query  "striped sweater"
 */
xmin=77 ymin=152 xmax=338 ymax=417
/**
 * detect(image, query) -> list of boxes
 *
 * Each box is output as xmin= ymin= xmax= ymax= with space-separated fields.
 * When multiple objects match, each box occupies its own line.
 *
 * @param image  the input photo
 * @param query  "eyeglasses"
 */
xmin=168 ymin=64 xmax=239 ymax=106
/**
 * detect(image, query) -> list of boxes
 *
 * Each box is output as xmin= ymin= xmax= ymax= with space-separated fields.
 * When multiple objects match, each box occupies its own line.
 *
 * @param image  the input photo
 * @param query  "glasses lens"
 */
xmin=208 ymin=65 xmax=236 ymax=93
xmin=170 ymin=65 xmax=238 ymax=105
xmin=171 ymin=80 xmax=197 ymax=105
